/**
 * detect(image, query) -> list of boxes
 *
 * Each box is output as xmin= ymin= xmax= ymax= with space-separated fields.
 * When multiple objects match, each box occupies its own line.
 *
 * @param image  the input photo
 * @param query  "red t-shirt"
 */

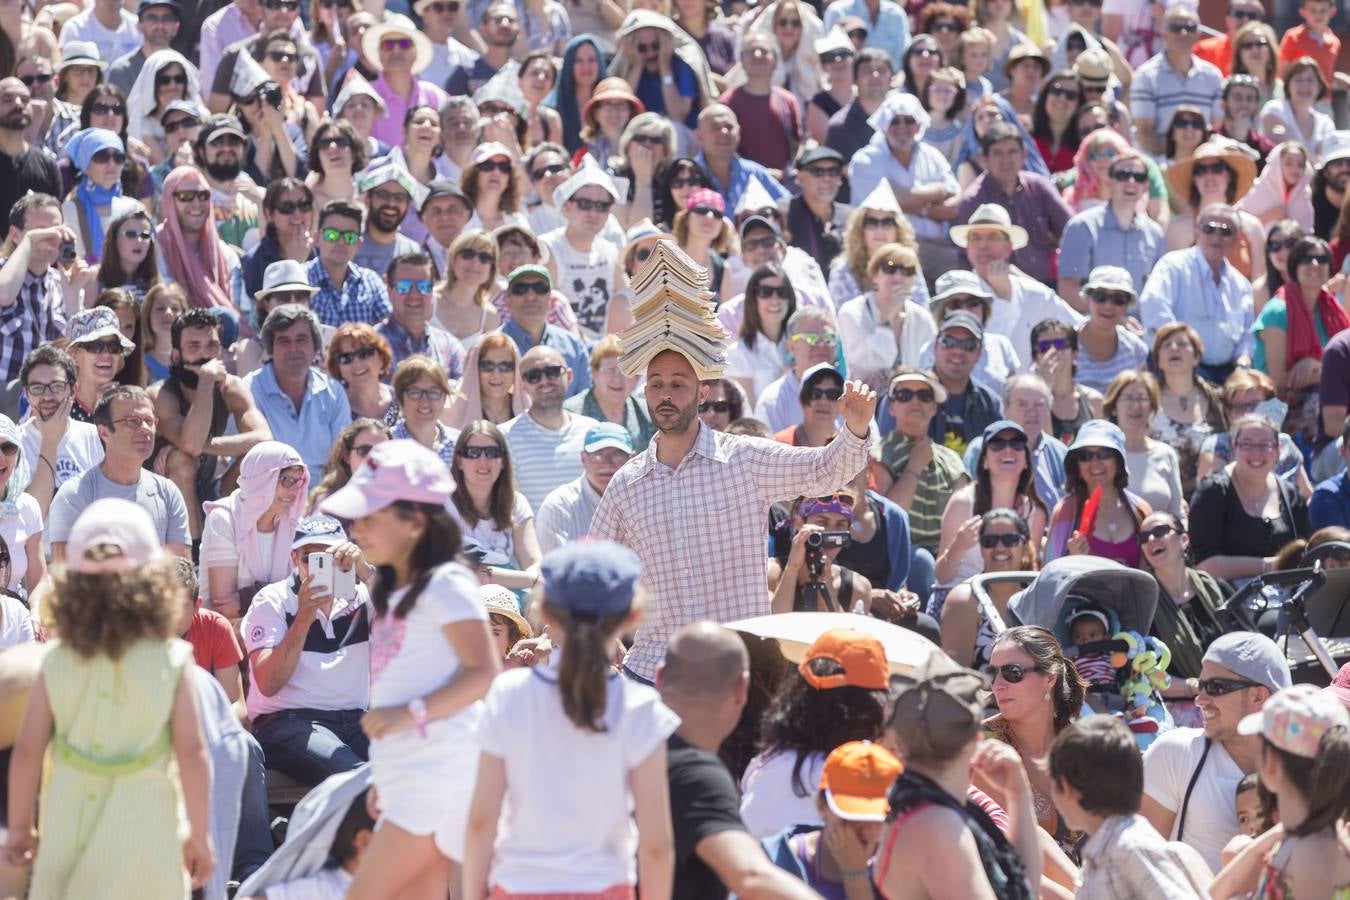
xmin=1194 ymin=34 xmax=1233 ymax=75
xmin=719 ymin=85 xmax=803 ymax=173
xmin=1278 ymin=25 xmax=1340 ymax=84
xmin=186 ymin=607 xmax=244 ymax=672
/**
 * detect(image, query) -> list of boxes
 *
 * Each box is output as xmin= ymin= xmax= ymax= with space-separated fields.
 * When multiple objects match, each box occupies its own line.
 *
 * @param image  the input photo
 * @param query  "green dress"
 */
xmin=30 ymin=638 xmax=193 ymax=900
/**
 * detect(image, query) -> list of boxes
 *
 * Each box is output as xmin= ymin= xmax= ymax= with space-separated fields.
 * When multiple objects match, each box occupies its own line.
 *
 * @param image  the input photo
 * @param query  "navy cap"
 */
xmin=981 ymin=419 xmax=1026 ymax=445
xmin=797 ymin=146 xmax=844 ymax=168
xmin=541 ymin=540 xmax=641 ymax=618
xmin=138 ymin=0 xmax=182 ymax=16
xmin=420 ymin=178 xmax=468 ymax=213
xmin=291 ymin=514 xmax=347 ymax=550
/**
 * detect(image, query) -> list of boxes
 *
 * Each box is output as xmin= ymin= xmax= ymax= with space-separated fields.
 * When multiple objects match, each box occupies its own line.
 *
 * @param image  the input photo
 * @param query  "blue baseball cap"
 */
xmin=541 ymin=540 xmax=641 ymax=618
xmin=583 ymin=423 xmax=634 ymax=454
xmin=291 ymin=514 xmax=347 ymax=550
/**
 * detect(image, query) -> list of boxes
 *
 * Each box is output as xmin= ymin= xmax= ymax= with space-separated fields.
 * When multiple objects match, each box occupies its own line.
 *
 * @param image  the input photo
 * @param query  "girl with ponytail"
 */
xmin=463 ymin=540 xmax=680 ymax=900
xmin=318 ymin=439 xmax=500 ymax=900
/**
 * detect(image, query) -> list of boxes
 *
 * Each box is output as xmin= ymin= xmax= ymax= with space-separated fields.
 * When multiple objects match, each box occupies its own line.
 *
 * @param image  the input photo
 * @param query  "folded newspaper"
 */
xmin=618 ymin=240 xmax=729 ymax=379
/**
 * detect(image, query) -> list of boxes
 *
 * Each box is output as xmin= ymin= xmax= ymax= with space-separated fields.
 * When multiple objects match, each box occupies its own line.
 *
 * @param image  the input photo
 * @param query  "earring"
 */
xmin=1044 ymin=690 xmax=1052 ymax=701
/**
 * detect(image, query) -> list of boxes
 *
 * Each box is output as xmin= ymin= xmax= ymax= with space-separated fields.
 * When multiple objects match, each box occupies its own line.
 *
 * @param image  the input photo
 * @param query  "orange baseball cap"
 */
xmin=799 ymin=628 xmax=890 ymax=691
xmin=820 ymin=741 xmax=903 ymax=821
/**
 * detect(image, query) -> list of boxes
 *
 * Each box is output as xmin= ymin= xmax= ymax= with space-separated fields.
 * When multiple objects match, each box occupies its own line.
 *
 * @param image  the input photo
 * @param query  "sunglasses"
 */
xmin=755 ymin=284 xmax=791 ymax=299
xmin=263 ymin=0 xmax=300 ymax=7
xmin=1167 ymin=20 xmax=1199 ymax=32
xmin=1110 ymin=169 xmax=1149 ymax=184
xmin=669 ymin=176 xmax=704 ymax=189
xmin=1197 ymin=677 xmax=1262 ymax=696
xmin=892 ymin=114 xmax=920 ymax=127
xmin=404 ymin=387 xmax=445 ymax=402
xmin=1302 ymin=254 xmax=1332 ymax=266
xmin=393 ymin=278 xmax=433 ymax=295
xmin=1075 ymin=447 xmax=1115 ymax=462
xmin=173 ymin=189 xmax=211 ymax=203
xmin=1267 ymin=237 xmax=1297 ymax=252
xmin=820 ymin=49 xmax=853 ymax=63
xmin=890 ymin=387 xmax=935 ymax=403
xmin=806 ymin=387 xmax=843 ymax=402
xmin=879 ymin=259 xmax=918 ymax=277
xmin=911 ymin=47 xmax=940 ymax=58
xmin=1087 ymin=147 xmax=1118 ymax=161
xmin=120 ymin=228 xmax=152 ymax=241
xmin=381 ymin=37 xmax=414 ymax=50
xmin=1173 ymin=116 xmax=1206 ymax=129
xmin=1229 ymin=6 xmax=1261 ymax=19
xmin=531 ymin=163 xmax=567 ymax=180
xmin=337 ymin=345 xmax=378 ymax=366
xmin=938 ymin=334 xmax=979 ymax=351
xmin=863 ymin=215 xmax=897 ymax=229
xmin=930 ymin=20 xmax=961 ymax=30
xmin=91 ymin=102 xmax=124 ymax=116
xmin=1138 ymin=523 xmax=1178 ymax=545
xmin=1090 ymin=291 xmax=1132 ymax=306
xmin=775 ymin=17 xmax=802 ymax=26
xmin=980 ymin=532 xmax=1025 ymax=548
xmin=788 ymin=331 xmax=837 ymax=346
xmin=90 ymin=149 xmax=125 ymax=166
xmin=742 ymin=235 xmax=779 ymax=251
xmin=635 ymin=247 xmax=653 ymax=263
xmin=1069 ymin=0 xmax=1103 ymax=6
xmin=459 ymin=445 xmax=505 ymax=459
xmin=521 ymin=364 xmax=564 ymax=383
xmin=1239 ymin=39 xmax=1269 ymax=50
xmin=986 ymin=663 xmax=1043 ymax=683
xmin=802 ymin=166 xmax=842 ymax=178
xmin=154 ymin=72 xmax=188 ymax=86
xmin=322 ymin=227 xmax=361 ymax=244
xmin=426 ymin=1 xmax=460 ymax=11
xmin=509 ymin=280 xmax=550 ymax=295
xmin=273 ymin=199 xmax=313 ymax=215
xmin=1193 ymin=161 xmax=1229 ymax=177
xmin=571 ymin=197 xmax=614 ymax=212
xmin=636 ymin=41 xmax=659 ymax=54
xmin=1200 ymin=220 xmax=1236 ymax=236
xmin=478 ymin=359 xmax=515 ymax=373
xmin=943 ymin=296 xmax=984 ymax=312
xmin=986 ymin=436 xmax=1028 ymax=452
xmin=631 ymin=134 xmax=665 ymax=146
xmin=1046 ymin=84 xmax=1081 ymax=101
xmin=352 ymin=443 xmax=377 ymax=456
xmin=316 ymin=135 xmax=352 ymax=152
xmin=163 ymin=116 xmax=198 ymax=133
xmin=457 ymin=249 xmax=494 ymax=265
xmin=476 ymin=159 xmax=513 ymax=174
xmin=18 ymin=73 xmax=53 ymax=87
xmin=78 ymin=339 xmax=126 ymax=355
xmin=699 ymin=400 xmax=731 ymax=413
xmin=1036 ymin=337 xmax=1070 ymax=353
xmin=267 ymin=48 xmax=299 ymax=63
xmin=690 ymin=204 xmax=722 ymax=218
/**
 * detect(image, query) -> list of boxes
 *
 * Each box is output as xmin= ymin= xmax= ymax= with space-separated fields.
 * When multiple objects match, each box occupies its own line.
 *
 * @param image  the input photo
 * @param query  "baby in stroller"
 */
xmin=1066 ymin=602 xmax=1118 ymax=691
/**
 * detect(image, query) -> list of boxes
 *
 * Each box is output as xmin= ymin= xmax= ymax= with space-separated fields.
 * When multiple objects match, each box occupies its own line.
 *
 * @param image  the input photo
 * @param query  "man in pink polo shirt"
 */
xmin=362 ymin=14 xmax=450 ymax=148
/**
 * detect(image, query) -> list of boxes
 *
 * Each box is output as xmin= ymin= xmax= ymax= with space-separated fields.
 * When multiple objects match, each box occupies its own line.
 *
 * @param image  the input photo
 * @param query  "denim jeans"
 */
xmin=908 ymin=547 xmax=936 ymax=611
xmin=252 ymin=707 xmax=370 ymax=788
xmin=233 ymin=732 xmax=274 ymax=881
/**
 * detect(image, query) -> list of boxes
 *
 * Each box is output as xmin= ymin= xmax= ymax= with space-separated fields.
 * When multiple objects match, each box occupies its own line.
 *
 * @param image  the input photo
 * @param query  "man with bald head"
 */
xmin=694 ymin=103 xmax=789 ymax=212
xmin=658 ymin=621 xmax=818 ymax=900
xmin=0 ymin=78 xmax=60 ymax=230
xmin=500 ymin=345 xmax=598 ymax=510
xmin=591 ymin=347 xmax=876 ymax=684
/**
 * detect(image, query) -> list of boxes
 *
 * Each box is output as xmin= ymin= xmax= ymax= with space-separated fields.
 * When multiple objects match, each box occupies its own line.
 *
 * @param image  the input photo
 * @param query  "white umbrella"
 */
xmin=723 ymin=612 xmax=938 ymax=676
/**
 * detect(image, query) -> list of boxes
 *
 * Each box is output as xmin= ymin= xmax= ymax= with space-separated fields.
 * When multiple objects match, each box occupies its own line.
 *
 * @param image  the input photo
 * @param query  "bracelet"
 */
xmin=839 ymin=867 xmax=870 ymax=880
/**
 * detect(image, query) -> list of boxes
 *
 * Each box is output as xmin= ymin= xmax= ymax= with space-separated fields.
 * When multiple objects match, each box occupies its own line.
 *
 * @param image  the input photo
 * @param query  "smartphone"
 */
xmin=308 ymin=552 xmax=357 ymax=600
xmin=59 ymin=239 xmax=76 ymax=264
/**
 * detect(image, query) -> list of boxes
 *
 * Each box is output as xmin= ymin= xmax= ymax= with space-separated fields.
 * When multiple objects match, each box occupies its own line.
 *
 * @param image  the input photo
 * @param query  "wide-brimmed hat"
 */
xmin=930 ymin=270 xmax=994 ymax=318
xmin=482 ymin=584 xmax=533 ymax=638
xmin=59 ymin=40 xmax=106 ymax=71
xmin=257 ymin=259 xmax=319 ymax=300
xmin=1003 ymin=43 xmax=1049 ymax=79
xmin=950 ymin=203 xmax=1029 ymax=250
xmin=1082 ymin=265 xmax=1136 ymax=299
xmin=583 ymin=77 xmax=644 ymax=128
xmin=1166 ymin=141 xmax=1257 ymax=201
xmin=68 ymin=306 xmax=135 ymax=353
xmin=362 ymin=14 xmax=434 ymax=75
xmin=1067 ymin=419 xmax=1126 ymax=461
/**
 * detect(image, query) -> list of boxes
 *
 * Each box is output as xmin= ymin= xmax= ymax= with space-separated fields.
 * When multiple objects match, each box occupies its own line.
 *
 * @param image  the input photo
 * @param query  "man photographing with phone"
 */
xmin=240 ymin=513 xmax=376 ymax=788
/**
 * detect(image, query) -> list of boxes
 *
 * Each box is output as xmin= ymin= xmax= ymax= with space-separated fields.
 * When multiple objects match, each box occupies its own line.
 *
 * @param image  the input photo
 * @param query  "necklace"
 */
xmin=1178 ymin=390 xmax=1190 ymax=411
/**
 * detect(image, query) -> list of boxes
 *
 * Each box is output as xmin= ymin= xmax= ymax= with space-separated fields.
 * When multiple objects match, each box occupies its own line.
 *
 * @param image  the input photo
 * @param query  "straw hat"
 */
xmin=1166 ymin=141 xmax=1257 ymax=202
xmin=583 ymin=77 xmax=645 ymax=129
xmin=949 ymin=203 xmax=1029 ymax=250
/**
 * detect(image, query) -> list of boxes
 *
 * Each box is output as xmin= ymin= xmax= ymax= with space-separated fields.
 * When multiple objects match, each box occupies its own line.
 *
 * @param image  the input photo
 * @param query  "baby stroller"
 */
xmin=970 ymin=555 xmax=1176 ymax=748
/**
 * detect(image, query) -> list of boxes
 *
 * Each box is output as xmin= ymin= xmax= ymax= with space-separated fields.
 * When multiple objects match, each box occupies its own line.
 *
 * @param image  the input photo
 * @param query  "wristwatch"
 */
xmin=407 ymin=697 xmax=428 ymax=739
xmin=661 ymin=73 xmax=674 ymax=86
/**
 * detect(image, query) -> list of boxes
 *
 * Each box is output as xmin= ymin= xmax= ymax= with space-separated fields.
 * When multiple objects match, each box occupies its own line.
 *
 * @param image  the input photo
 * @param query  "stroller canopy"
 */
xmin=1009 ymin=556 xmax=1159 ymax=648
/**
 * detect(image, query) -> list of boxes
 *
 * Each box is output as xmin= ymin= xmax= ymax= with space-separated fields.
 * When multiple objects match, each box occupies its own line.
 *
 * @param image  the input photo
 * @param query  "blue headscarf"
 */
xmin=543 ymin=34 xmax=606 ymax=155
xmin=952 ymin=94 xmax=1049 ymax=179
xmin=66 ymin=127 xmax=125 ymax=263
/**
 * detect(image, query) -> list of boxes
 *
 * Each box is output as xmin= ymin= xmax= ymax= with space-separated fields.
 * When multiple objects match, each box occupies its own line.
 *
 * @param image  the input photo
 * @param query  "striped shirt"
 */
xmin=0 ymin=264 xmax=65 ymax=381
xmin=500 ymin=411 xmax=598 ymax=511
xmin=533 ymin=474 xmax=602 ymax=553
xmin=1129 ymin=53 xmax=1223 ymax=137
xmin=1072 ymin=324 xmax=1149 ymax=393
xmin=872 ymin=435 xmax=968 ymax=554
xmin=590 ymin=422 xmax=872 ymax=681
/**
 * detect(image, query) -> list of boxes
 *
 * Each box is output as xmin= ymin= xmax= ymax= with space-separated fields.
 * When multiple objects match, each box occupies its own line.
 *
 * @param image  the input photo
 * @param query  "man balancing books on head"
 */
xmin=589 ymin=239 xmax=878 ymax=685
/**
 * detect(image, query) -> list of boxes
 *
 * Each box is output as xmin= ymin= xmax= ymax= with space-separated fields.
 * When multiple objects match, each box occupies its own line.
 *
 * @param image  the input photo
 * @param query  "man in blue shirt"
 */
xmin=823 ymin=0 xmax=911 ymax=69
xmin=618 ymin=15 xmax=700 ymax=129
xmin=497 ymin=264 xmax=590 ymax=398
xmin=243 ymin=305 xmax=351 ymax=481
xmin=695 ymin=104 xmax=790 ymax=213
xmin=1310 ymin=421 xmax=1350 ymax=530
xmin=374 ymin=251 xmax=465 ymax=380
xmin=306 ymin=199 xmax=391 ymax=328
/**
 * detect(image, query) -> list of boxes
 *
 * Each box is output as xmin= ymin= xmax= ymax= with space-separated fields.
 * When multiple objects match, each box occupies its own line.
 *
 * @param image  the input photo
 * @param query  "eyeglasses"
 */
xmin=155 ymin=72 xmax=188 ymax=87
xmin=321 ymin=227 xmax=361 ymax=245
xmin=478 ymin=359 xmax=515 ymax=373
xmin=806 ymin=387 xmax=843 ymax=402
xmin=755 ymin=284 xmax=791 ymax=299
xmin=316 ymin=135 xmax=352 ymax=151
xmin=889 ymin=387 xmax=935 ymax=403
xmin=267 ymin=50 xmax=298 ymax=63
xmin=91 ymin=102 xmax=124 ymax=116
xmin=1167 ymin=20 xmax=1199 ymax=32
xmin=985 ymin=663 xmax=1043 ymax=683
xmin=636 ymin=41 xmax=659 ymax=54
xmin=1200 ymin=220 xmax=1236 ymax=236
xmin=980 ymin=533 xmax=1025 ymax=548
xmin=18 ymin=73 xmax=52 ymax=87
xmin=459 ymin=444 xmax=504 ymax=459
xmin=24 ymin=380 xmax=68 ymax=397
xmin=879 ymin=259 xmax=918 ymax=277
xmin=380 ymin=37 xmax=413 ymax=51
xmin=775 ymin=17 xmax=802 ymax=27
xmin=277 ymin=472 xmax=304 ymax=489
xmin=173 ymin=189 xmax=211 ymax=203
xmin=1197 ymin=677 xmax=1262 ymax=696
xmin=1235 ymin=439 xmax=1277 ymax=452
xmin=863 ymin=215 xmax=897 ymax=229
xmin=1046 ymin=84 xmax=1081 ymax=101
xmin=669 ymin=176 xmax=704 ymax=189
xmin=1302 ymin=254 xmax=1332 ymax=266
xmin=1090 ymin=291 xmax=1132 ymax=306
xmin=352 ymin=443 xmax=377 ymax=456
xmin=699 ymin=400 xmax=731 ymax=413
xmin=402 ymin=387 xmax=445 ymax=403
xmin=1075 ymin=447 xmax=1115 ymax=462
xmin=1228 ymin=6 xmax=1262 ymax=19
xmin=1173 ymin=116 xmax=1206 ymax=129
xmin=1193 ymin=161 xmax=1229 ymax=177
xmin=370 ymin=188 xmax=411 ymax=205
xmin=986 ymin=436 xmax=1028 ymax=452
xmin=1111 ymin=169 xmax=1148 ymax=184
xmin=120 ymin=228 xmax=152 ymax=241
xmin=457 ymin=249 xmax=494 ymax=265
xmin=938 ymin=334 xmax=980 ymax=351
xmin=742 ymin=235 xmax=780 ymax=251
xmin=476 ymin=159 xmax=513 ymax=174
xmin=1138 ymin=523 xmax=1178 ymax=545
xmin=163 ymin=117 xmax=198 ymax=133
xmin=272 ymin=198 xmax=312 ymax=215
xmin=393 ymin=278 xmax=433 ymax=295
xmin=571 ymin=197 xmax=614 ymax=212
xmin=336 ymin=345 xmax=378 ymax=366
xmin=425 ymin=0 xmax=459 ymax=11
xmin=1036 ymin=337 xmax=1070 ymax=353
xmin=521 ymin=364 xmax=564 ymax=383
xmin=111 ymin=414 xmax=157 ymax=430
xmin=530 ymin=163 xmax=567 ymax=180
xmin=263 ymin=0 xmax=300 ymax=8
xmin=788 ymin=331 xmax=838 ymax=346
xmin=79 ymin=339 xmax=126 ymax=355
xmin=509 ymin=280 xmax=550 ymax=295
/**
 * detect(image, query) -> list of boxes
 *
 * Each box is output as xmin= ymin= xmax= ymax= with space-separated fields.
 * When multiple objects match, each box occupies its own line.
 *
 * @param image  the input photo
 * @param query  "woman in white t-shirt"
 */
xmin=447 ymin=421 xmax=542 ymax=593
xmin=463 ymin=540 xmax=679 ymax=899
xmin=320 ymin=439 xmax=499 ymax=900
xmin=200 ymin=441 xmax=309 ymax=620
xmin=0 ymin=414 xmax=47 ymax=603
xmin=726 ymin=263 xmax=795 ymax=407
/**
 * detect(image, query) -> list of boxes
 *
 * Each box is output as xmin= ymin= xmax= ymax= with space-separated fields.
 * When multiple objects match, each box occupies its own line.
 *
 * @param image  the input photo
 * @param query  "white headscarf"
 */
xmin=126 ymin=50 xmax=203 ymax=145
xmin=868 ymin=92 xmax=931 ymax=142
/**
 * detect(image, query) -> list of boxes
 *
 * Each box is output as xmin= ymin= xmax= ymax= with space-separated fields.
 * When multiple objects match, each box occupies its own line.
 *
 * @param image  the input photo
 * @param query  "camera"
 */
xmin=59 ymin=239 xmax=76 ymax=264
xmin=260 ymin=82 xmax=283 ymax=110
xmin=805 ymin=531 xmax=850 ymax=550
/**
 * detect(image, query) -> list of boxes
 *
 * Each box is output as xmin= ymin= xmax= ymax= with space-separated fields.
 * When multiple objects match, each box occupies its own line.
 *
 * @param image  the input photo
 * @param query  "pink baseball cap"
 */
xmin=685 ymin=188 xmax=725 ymax=215
xmin=65 ymin=498 xmax=164 ymax=574
xmin=1325 ymin=661 xmax=1350 ymax=709
xmin=1238 ymin=683 xmax=1350 ymax=758
xmin=319 ymin=439 xmax=455 ymax=519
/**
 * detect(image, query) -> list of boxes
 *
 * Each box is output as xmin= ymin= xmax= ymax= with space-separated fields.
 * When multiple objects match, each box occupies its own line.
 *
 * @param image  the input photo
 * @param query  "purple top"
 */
xmin=369 ymin=76 xmax=451 ymax=147
xmin=1087 ymin=531 xmax=1141 ymax=568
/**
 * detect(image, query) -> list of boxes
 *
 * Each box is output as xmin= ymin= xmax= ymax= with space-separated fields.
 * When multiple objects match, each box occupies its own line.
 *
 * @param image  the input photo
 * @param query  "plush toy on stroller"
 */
xmin=1063 ymin=598 xmax=1173 ymax=746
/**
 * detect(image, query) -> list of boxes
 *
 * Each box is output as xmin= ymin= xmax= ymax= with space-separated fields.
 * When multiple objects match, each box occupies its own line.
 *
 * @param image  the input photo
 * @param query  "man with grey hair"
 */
xmin=718 ymin=33 xmax=802 ymax=175
xmin=753 ymin=307 xmax=840 ymax=431
xmin=657 ymin=621 xmax=819 ymax=900
xmin=963 ymin=373 xmax=1068 ymax=508
xmin=1141 ymin=631 xmax=1291 ymax=871
xmin=242 ymin=304 xmax=351 ymax=481
xmin=1139 ymin=202 xmax=1254 ymax=384
xmin=1129 ymin=3 xmax=1223 ymax=155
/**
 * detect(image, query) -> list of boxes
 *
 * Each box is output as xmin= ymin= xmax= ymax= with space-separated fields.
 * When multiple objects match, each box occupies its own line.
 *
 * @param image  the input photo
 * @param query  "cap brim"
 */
xmin=73 ymin=328 xmax=136 ymax=353
xmin=318 ymin=482 xmax=390 ymax=520
xmin=584 ymin=439 xmax=632 ymax=454
xmin=291 ymin=534 xmax=345 ymax=552
xmin=1236 ymin=710 xmax=1264 ymax=737
xmin=824 ymin=789 xmax=889 ymax=822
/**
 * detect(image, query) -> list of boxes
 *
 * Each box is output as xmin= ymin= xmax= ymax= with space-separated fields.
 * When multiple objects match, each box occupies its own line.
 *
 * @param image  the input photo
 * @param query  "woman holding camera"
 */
xmin=768 ymin=492 xmax=873 ymax=614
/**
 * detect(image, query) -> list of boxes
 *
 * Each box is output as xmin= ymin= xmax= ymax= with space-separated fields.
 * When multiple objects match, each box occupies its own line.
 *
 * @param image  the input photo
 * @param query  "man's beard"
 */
xmin=171 ymin=358 xmax=212 ymax=389
xmin=205 ymin=159 xmax=242 ymax=181
xmin=0 ymin=109 xmax=30 ymax=131
xmin=653 ymin=397 xmax=698 ymax=434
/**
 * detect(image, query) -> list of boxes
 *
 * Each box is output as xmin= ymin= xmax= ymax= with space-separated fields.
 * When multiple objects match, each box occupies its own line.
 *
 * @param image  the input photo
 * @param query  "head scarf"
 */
xmin=952 ymin=93 xmax=1049 ymax=178
xmin=544 ymin=35 xmax=607 ymax=155
xmin=126 ymin=50 xmax=203 ymax=144
xmin=868 ymin=92 xmax=931 ymax=142
xmin=66 ymin=128 xmax=124 ymax=263
xmin=203 ymin=441 xmax=309 ymax=588
xmin=445 ymin=339 xmax=530 ymax=429
xmin=1279 ymin=280 xmax=1350 ymax=366
xmin=0 ymin=415 xmax=31 ymax=521
xmin=157 ymin=165 xmax=235 ymax=311
xmin=1238 ymin=141 xmax=1314 ymax=233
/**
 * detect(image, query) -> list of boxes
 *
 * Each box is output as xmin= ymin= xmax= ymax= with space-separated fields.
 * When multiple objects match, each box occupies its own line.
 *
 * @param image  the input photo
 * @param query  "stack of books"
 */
xmin=618 ymin=239 xmax=729 ymax=379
